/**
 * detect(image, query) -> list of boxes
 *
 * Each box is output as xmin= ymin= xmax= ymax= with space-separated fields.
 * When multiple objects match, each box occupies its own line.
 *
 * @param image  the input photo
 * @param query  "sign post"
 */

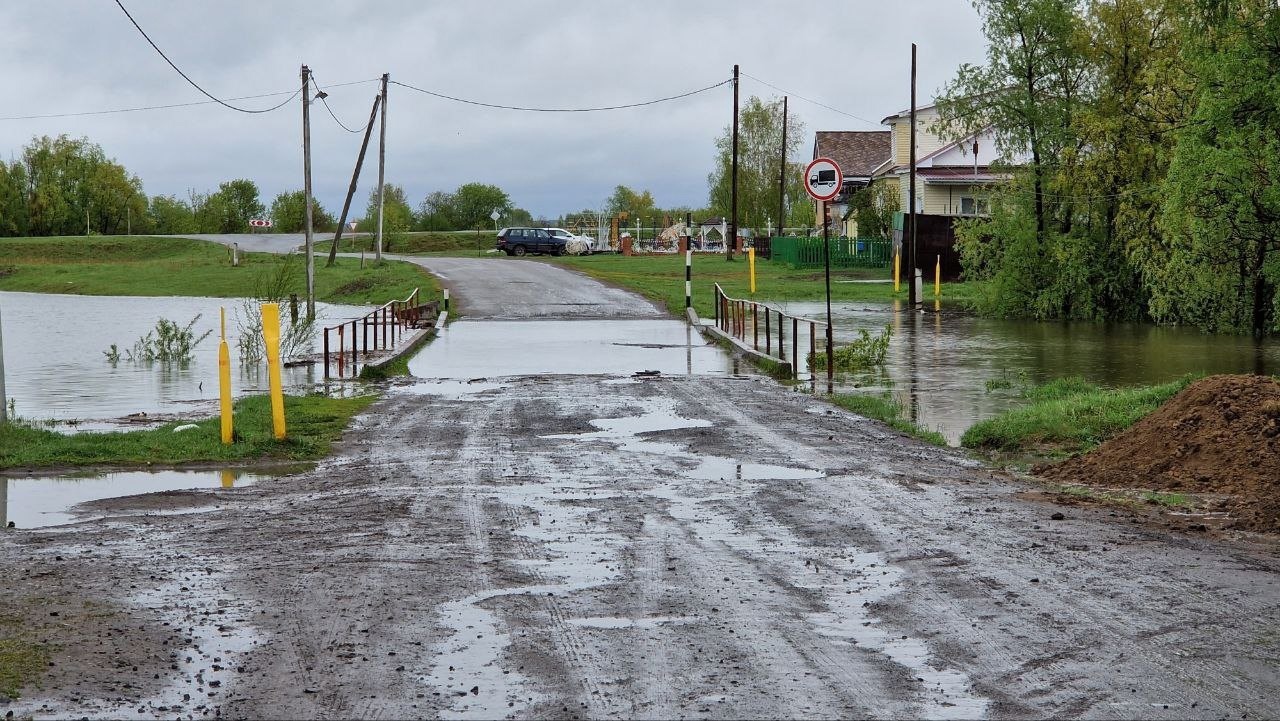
xmin=349 ymin=220 xmax=358 ymax=253
xmin=803 ymin=157 xmax=842 ymax=393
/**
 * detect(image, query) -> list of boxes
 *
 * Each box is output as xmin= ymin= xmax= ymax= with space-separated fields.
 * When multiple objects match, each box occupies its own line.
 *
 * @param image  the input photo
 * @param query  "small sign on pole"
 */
xmin=249 ymin=218 xmax=273 ymax=228
xmin=803 ymin=157 xmax=843 ymax=203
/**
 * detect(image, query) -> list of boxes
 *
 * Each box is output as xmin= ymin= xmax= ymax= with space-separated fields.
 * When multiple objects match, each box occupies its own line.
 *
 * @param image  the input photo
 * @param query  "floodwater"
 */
xmin=0 ymin=291 xmax=368 ymax=423
xmin=773 ymin=300 xmax=1280 ymax=445
xmin=0 ymin=467 xmax=277 ymax=528
xmin=408 ymin=319 xmax=735 ymax=378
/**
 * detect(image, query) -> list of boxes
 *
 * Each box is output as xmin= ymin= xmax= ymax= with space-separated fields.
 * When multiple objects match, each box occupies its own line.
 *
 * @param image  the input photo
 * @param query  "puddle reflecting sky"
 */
xmin=0 ymin=291 xmax=369 ymax=422
xmin=0 ymin=468 xmax=273 ymax=529
xmin=409 ymin=319 xmax=736 ymax=378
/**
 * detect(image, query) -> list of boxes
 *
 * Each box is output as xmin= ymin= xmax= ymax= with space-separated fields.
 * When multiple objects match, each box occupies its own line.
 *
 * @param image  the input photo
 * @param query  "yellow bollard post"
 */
xmin=218 ymin=308 xmax=233 ymax=444
xmin=747 ymin=247 xmax=756 ymax=294
xmin=261 ymin=303 xmax=287 ymax=440
xmin=894 ymin=252 xmax=900 ymax=293
xmin=934 ymin=254 xmax=941 ymax=297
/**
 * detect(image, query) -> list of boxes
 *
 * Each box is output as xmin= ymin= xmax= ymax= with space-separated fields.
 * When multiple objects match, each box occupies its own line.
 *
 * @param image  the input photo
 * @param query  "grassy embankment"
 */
xmin=548 ymin=253 xmax=982 ymax=320
xmin=960 ymin=375 xmax=1199 ymax=459
xmin=831 ymin=394 xmax=949 ymax=446
xmin=0 ymin=393 xmax=375 ymax=470
xmin=314 ymin=230 xmax=493 ymax=257
xmin=0 ymin=235 xmax=438 ymax=304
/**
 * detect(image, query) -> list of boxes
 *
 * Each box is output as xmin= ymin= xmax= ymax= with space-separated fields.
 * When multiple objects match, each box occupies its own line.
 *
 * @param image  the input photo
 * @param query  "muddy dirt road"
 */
xmin=3 ymin=253 xmax=1278 ymax=719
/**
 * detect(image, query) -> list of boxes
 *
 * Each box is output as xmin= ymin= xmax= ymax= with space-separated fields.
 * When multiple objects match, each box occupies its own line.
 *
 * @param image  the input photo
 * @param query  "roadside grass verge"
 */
xmin=831 ymin=393 xmax=948 ymax=446
xmin=0 ymin=393 xmax=376 ymax=470
xmin=0 ymin=235 xmax=437 ymax=305
xmin=315 ymin=230 xmax=493 ymax=256
xmin=547 ymin=253 xmax=982 ymax=319
xmin=0 ymin=631 xmax=48 ymax=701
xmin=960 ymin=375 xmax=1199 ymax=457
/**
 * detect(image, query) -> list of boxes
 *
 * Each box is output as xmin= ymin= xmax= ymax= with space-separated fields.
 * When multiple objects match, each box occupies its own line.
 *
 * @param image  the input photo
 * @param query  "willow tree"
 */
xmin=1152 ymin=0 xmax=1280 ymax=336
xmin=707 ymin=96 xmax=809 ymax=235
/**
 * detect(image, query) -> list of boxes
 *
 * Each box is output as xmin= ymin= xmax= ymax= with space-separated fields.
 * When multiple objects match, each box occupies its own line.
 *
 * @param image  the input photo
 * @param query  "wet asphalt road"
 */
xmin=3 ymin=235 xmax=1279 ymax=719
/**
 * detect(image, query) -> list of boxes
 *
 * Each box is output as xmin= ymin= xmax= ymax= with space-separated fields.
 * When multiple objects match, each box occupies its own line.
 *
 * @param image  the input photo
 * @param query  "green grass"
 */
xmin=545 ymin=253 xmax=982 ymax=319
xmin=0 ymin=634 xmax=49 ymax=700
xmin=0 ymin=235 xmax=438 ymax=305
xmin=0 ymin=393 xmax=376 ymax=470
xmin=315 ymin=230 xmax=494 ymax=256
xmin=960 ymin=375 xmax=1199 ymax=455
xmin=830 ymin=393 xmax=948 ymax=446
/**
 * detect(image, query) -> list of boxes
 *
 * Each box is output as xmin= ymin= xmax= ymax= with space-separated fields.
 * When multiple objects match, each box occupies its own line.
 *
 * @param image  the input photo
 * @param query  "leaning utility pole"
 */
xmin=728 ymin=64 xmax=739 ymax=261
xmin=327 ymin=93 xmax=383 ymax=267
xmin=302 ymin=63 xmax=316 ymax=320
xmin=375 ymin=73 xmax=389 ymax=263
xmin=908 ymin=44 xmax=919 ymax=309
xmin=777 ymin=96 xmax=789 ymax=238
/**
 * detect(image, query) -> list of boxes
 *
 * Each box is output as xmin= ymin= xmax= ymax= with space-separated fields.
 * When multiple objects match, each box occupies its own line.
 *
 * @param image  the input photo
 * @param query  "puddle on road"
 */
xmin=396 ymin=379 xmax=512 ymax=399
xmin=408 ymin=319 xmax=736 ymax=378
xmin=0 ymin=468 xmax=275 ymax=529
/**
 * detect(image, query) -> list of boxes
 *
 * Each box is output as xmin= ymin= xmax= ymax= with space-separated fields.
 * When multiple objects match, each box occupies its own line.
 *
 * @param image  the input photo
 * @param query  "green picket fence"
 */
xmin=768 ymin=236 xmax=893 ymax=270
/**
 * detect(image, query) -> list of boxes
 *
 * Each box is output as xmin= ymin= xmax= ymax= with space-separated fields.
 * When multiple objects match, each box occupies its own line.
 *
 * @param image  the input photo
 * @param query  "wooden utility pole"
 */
xmin=777 ymin=96 xmax=788 ymax=238
xmin=302 ymin=64 xmax=316 ymax=320
xmin=327 ymin=94 xmax=383 ymax=267
xmin=908 ymin=44 xmax=919 ymax=309
xmin=376 ymin=73 xmax=389 ymax=263
xmin=728 ymin=64 xmax=739 ymax=260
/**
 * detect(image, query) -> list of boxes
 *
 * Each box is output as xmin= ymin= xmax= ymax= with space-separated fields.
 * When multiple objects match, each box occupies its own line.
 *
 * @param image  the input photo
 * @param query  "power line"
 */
xmin=740 ymin=72 xmax=880 ymax=127
xmin=311 ymin=75 xmax=369 ymax=134
xmin=113 ymin=0 xmax=298 ymax=114
xmin=388 ymin=77 xmax=732 ymax=112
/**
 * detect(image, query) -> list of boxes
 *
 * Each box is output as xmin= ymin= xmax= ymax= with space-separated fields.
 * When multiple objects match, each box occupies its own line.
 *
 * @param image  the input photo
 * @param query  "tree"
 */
xmin=451 ymin=183 xmax=511 ymax=229
xmin=1149 ymin=0 xmax=1280 ymax=336
xmin=706 ymin=96 xmax=807 ymax=236
xmin=605 ymin=185 xmax=657 ymax=221
xmin=849 ymin=182 xmax=900 ymax=239
xmin=417 ymin=191 xmax=457 ymax=230
xmin=148 ymin=195 xmax=197 ymax=234
xmin=269 ymin=190 xmax=335 ymax=233
xmin=362 ymin=183 xmax=414 ymax=250
xmin=0 ymin=160 xmax=28 ymax=237
xmin=195 ymin=180 xmax=264 ymax=233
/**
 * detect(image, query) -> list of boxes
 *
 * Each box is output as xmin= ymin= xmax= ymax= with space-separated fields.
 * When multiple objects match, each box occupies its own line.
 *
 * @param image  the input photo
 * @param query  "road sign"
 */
xmin=803 ymin=157 xmax=843 ymax=203
xmin=490 ymin=210 xmax=500 ymax=222
xmin=349 ymin=221 xmax=357 ymax=231
xmin=249 ymin=218 xmax=273 ymax=228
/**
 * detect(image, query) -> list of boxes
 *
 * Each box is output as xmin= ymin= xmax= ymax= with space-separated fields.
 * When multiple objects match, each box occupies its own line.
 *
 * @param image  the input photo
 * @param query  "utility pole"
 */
xmin=777 ymin=96 xmax=788 ymax=238
xmin=328 ymin=93 xmax=383 ymax=267
xmin=302 ymin=64 xmax=316 ymax=320
xmin=376 ymin=73 xmax=389 ymax=263
xmin=728 ymin=63 xmax=739 ymax=260
xmin=908 ymin=43 xmax=919 ymax=309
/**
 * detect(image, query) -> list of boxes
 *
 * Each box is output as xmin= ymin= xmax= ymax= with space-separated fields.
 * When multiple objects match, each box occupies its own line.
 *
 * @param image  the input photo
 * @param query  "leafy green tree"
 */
xmin=1149 ymin=0 xmax=1280 ymax=336
xmin=269 ymin=190 xmax=334 ymax=233
xmin=849 ymin=182 xmax=900 ymax=239
xmin=605 ymin=185 xmax=657 ymax=221
xmin=452 ymin=183 xmax=511 ymax=229
xmin=417 ymin=191 xmax=457 ymax=230
xmin=148 ymin=195 xmax=197 ymax=234
xmin=193 ymin=180 xmax=263 ymax=233
xmin=0 ymin=161 xmax=28 ymax=236
xmin=707 ymin=96 xmax=808 ymax=242
xmin=362 ymin=183 xmax=414 ymax=250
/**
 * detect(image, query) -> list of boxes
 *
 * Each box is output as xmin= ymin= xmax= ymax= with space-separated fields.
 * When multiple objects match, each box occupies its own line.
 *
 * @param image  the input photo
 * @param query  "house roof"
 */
xmin=879 ymin=100 xmax=939 ymax=125
xmin=813 ymin=131 xmax=891 ymax=178
xmin=918 ymin=167 xmax=1010 ymax=184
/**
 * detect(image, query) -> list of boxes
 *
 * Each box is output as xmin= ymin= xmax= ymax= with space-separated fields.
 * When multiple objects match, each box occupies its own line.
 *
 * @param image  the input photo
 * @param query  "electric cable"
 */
xmin=740 ymin=72 xmax=880 ymax=126
xmin=113 ymin=0 xmax=297 ymax=114
xmin=388 ymin=77 xmax=732 ymax=112
xmin=310 ymin=75 xmax=369 ymax=134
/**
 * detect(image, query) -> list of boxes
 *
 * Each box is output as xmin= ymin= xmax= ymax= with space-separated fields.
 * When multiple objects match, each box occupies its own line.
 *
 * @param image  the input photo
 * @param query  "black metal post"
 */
xmin=824 ymin=200 xmax=834 ymax=392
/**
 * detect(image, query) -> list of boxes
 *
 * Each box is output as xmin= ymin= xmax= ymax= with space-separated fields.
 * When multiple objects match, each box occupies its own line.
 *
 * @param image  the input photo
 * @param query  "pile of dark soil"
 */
xmin=1039 ymin=374 xmax=1280 ymax=533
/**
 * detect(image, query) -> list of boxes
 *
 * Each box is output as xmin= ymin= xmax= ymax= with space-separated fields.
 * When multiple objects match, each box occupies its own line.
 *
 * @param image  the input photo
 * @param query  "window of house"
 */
xmin=960 ymin=196 xmax=990 ymax=216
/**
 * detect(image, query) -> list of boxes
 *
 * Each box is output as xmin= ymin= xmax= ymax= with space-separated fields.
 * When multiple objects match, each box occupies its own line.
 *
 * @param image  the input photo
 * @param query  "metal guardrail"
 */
xmin=322 ymin=288 xmax=436 ymax=379
xmin=712 ymin=283 xmax=827 ymax=379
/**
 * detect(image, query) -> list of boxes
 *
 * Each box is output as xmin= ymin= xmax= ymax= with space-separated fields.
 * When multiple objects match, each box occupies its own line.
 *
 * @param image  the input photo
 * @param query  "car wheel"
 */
xmin=512 ymin=245 xmax=527 ymax=256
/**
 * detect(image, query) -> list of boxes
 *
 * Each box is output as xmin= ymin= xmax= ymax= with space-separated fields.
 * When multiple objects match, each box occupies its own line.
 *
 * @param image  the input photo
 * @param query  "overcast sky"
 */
xmin=0 ymin=2 xmax=986 ymax=220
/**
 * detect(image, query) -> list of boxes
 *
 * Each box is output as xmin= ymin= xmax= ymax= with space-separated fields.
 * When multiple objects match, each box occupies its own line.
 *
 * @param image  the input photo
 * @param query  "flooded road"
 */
xmin=2 ymin=247 xmax=1276 ymax=719
xmin=0 ymin=290 xmax=367 ymax=422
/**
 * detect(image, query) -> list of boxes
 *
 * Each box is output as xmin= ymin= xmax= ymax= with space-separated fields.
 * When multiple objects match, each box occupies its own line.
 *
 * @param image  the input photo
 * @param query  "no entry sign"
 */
xmin=804 ymin=157 xmax=843 ymax=203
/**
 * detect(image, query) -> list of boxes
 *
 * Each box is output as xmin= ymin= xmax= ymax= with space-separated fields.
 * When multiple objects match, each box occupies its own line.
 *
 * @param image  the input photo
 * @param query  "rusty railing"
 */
xmin=712 ymin=283 xmax=827 ymax=379
xmin=322 ymin=287 xmax=437 ymax=379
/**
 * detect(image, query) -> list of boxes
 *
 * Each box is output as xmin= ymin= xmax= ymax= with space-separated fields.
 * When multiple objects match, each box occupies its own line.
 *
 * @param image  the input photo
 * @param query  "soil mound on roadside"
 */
xmin=1039 ymin=374 xmax=1280 ymax=533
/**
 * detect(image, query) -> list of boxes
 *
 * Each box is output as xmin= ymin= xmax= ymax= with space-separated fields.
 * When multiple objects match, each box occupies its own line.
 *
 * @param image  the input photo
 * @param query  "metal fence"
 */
xmin=322 ymin=288 xmax=437 ymax=379
xmin=713 ymin=283 xmax=827 ymax=379
xmin=768 ymin=236 xmax=893 ymax=270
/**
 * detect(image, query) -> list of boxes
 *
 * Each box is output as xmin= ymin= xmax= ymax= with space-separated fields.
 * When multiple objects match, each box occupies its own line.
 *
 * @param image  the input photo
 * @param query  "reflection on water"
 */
xmin=772 ymin=300 xmax=1279 ymax=445
xmin=0 ymin=291 xmax=369 ymax=422
xmin=0 ymin=468 xmax=280 ymax=529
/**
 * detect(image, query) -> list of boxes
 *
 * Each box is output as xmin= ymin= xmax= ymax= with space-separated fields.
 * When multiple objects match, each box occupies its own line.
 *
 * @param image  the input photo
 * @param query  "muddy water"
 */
xmin=408 ymin=319 xmax=735 ymax=378
xmin=1 ymin=468 xmax=274 ymax=528
xmin=0 ymin=291 xmax=368 ymax=422
xmin=773 ymin=300 xmax=1280 ymax=445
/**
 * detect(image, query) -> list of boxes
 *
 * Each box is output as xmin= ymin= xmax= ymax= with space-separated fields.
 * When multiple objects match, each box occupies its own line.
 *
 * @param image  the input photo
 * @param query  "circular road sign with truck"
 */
xmin=804 ymin=157 xmax=843 ymax=203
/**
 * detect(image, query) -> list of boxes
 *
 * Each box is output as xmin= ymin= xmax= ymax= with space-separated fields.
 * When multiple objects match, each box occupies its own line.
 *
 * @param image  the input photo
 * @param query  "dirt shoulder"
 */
xmin=3 ymin=374 xmax=1278 ymax=719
